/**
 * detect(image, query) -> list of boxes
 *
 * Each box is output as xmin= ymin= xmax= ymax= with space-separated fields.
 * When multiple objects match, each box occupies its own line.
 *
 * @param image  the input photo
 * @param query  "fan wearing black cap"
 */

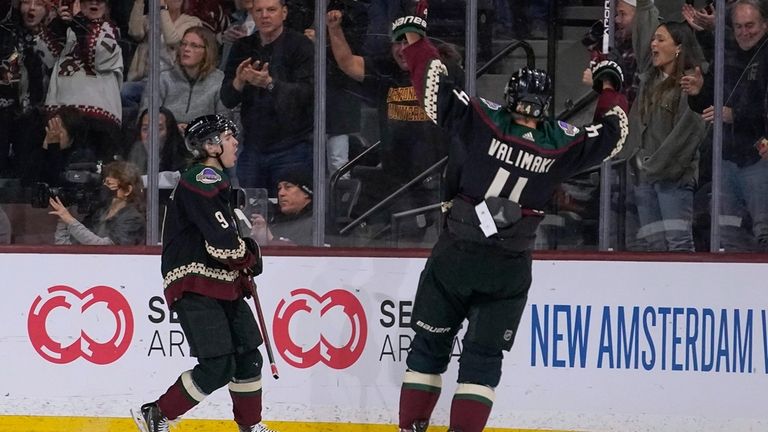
xmin=132 ymin=114 xmax=275 ymax=432
xmin=391 ymin=1 xmax=630 ymax=431
xmin=250 ymin=170 xmax=313 ymax=246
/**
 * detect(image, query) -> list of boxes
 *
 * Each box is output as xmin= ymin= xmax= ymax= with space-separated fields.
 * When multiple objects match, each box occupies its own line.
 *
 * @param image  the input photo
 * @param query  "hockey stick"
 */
xmin=596 ymin=0 xmax=615 ymax=250
xmin=232 ymin=207 xmax=280 ymax=379
xmin=602 ymin=0 xmax=612 ymax=56
xmin=247 ymin=276 xmax=280 ymax=380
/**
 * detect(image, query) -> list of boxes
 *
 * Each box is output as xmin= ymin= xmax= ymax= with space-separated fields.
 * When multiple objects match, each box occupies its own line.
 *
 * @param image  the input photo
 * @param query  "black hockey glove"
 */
xmin=581 ymin=20 xmax=605 ymax=49
xmin=392 ymin=0 xmax=429 ymax=42
xmin=591 ymin=58 xmax=624 ymax=93
xmin=243 ymin=237 xmax=263 ymax=277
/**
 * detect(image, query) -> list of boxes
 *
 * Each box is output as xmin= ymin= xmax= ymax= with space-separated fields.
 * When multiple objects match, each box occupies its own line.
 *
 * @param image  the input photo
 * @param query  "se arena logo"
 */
xmin=28 ymin=285 xmax=134 ymax=365
xmin=273 ymin=288 xmax=367 ymax=369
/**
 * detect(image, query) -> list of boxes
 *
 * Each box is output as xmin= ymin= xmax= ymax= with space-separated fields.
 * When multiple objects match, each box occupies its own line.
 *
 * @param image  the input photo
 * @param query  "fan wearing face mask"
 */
xmin=49 ymin=159 xmax=146 ymax=245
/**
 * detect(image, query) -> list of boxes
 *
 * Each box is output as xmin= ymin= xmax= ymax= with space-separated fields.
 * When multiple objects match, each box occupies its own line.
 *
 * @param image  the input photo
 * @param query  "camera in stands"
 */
xmin=30 ymin=163 xmax=103 ymax=214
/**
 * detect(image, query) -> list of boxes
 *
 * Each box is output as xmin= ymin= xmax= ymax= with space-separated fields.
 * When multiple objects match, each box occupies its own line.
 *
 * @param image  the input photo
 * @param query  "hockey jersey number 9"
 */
xmin=161 ymin=165 xmax=259 ymax=306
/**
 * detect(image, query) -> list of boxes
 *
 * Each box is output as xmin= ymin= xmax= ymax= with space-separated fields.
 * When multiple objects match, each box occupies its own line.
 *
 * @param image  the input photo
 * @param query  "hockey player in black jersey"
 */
xmin=392 ymin=2 xmax=629 ymax=432
xmin=132 ymin=115 xmax=275 ymax=432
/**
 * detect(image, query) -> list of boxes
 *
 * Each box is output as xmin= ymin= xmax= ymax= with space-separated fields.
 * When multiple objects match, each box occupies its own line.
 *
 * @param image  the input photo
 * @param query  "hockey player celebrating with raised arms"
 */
xmin=132 ymin=114 xmax=275 ymax=432
xmin=391 ymin=2 xmax=629 ymax=432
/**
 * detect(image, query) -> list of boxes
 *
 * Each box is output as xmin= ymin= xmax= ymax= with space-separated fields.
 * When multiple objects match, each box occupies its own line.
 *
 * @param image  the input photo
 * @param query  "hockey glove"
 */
xmin=581 ymin=20 xmax=605 ymax=49
xmin=392 ymin=0 xmax=429 ymax=42
xmin=590 ymin=58 xmax=624 ymax=93
xmin=243 ymin=237 xmax=263 ymax=277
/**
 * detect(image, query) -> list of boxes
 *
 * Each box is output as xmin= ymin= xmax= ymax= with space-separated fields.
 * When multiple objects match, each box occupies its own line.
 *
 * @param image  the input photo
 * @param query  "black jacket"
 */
xmin=220 ymin=29 xmax=314 ymax=153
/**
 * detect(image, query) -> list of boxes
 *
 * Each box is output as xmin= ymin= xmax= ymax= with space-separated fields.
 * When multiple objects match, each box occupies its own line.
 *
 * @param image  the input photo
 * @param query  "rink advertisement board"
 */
xmin=1 ymin=253 xmax=768 ymax=432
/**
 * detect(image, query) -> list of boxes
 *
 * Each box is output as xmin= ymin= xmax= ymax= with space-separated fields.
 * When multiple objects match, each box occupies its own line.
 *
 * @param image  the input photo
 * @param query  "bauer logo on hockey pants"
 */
xmin=273 ymin=288 xmax=367 ymax=369
xmin=28 ymin=285 xmax=134 ymax=364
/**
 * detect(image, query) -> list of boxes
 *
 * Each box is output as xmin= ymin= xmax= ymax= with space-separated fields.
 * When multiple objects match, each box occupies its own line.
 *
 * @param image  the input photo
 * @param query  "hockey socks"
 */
xmin=229 ymin=376 xmax=264 ymax=427
xmin=449 ymin=383 xmax=495 ymax=432
xmin=157 ymin=370 xmax=208 ymax=420
xmin=398 ymin=370 xmax=442 ymax=429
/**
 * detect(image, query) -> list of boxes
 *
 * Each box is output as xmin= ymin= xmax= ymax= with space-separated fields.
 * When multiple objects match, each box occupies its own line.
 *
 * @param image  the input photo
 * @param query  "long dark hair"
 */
xmin=640 ymin=21 xmax=704 ymax=120
xmin=136 ymin=107 xmax=190 ymax=172
xmin=55 ymin=106 xmax=86 ymax=144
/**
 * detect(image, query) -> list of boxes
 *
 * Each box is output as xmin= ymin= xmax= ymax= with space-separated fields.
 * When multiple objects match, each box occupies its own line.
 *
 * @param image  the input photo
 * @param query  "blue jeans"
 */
xmin=121 ymin=80 xmax=146 ymax=109
xmin=634 ymin=180 xmax=695 ymax=252
xmin=327 ymin=134 xmax=349 ymax=176
xmin=720 ymin=159 xmax=768 ymax=251
xmin=236 ymin=140 xmax=313 ymax=196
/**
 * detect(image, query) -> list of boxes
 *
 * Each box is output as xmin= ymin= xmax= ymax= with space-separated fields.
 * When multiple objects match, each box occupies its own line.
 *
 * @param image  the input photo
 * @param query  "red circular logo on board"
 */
xmin=28 ymin=285 xmax=134 ymax=365
xmin=273 ymin=288 xmax=367 ymax=369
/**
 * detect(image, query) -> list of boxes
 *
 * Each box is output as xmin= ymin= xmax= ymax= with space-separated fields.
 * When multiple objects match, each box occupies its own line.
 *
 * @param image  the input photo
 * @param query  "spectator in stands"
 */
xmin=1 ymin=0 xmax=20 ymax=176
xmin=37 ymin=106 xmax=91 ymax=186
xmin=187 ymin=0 xmax=229 ymax=35
xmin=123 ymin=0 xmax=203 ymax=120
xmin=682 ymin=0 xmax=768 ymax=251
xmin=126 ymin=107 xmax=191 ymax=174
xmin=326 ymin=8 xmax=456 ymax=242
xmin=220 ymin=0 xmax=314 ymax=195
xmin=50 ymin=160 xmax=146 ymax=245
xmin=250 ymin=170 xmax=313 ymax=245
xmin=141 ymin=26 xmax=228 ymax=129
xmin=681 ymin=1 xmax=718 ymax=38
xmin=1 ymin=0 xmax=51 ymax=178
xmin=36 ymin=0 xmax=124 ymax=163
xmin=622 ymin=0 xmax=706 ymax=251
xmin=283 ymin=0 xmax=313 ymax=35
xmin=681 ymin=0 xmax=740 ymax=60
xmin=106 ymin=0 xmax=133 ymax=73
xmin=219 ymin=0 xmax=255 ymax=69
xmin=296 ymin=0 xmax=368 ymax=180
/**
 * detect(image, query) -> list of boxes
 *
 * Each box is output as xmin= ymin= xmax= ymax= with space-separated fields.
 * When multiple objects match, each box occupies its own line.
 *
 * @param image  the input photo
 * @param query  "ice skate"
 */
xmin=131 ymin=402 xmax=170 ymax=432
xmin=399 ymin=419 xmax=429 ymax=432
xmin=239 ymin=422 xmax=278 ymax=432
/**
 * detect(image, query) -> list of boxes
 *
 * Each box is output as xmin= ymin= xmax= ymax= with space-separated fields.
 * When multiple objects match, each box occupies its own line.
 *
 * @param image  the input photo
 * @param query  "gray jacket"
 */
xmin=623 ymin=0 xmax=706 ymax=185
xmin=141 ymin=64 xmax=229 ymax=124
xmin=54 ymin=205 xmax=145 ymax=245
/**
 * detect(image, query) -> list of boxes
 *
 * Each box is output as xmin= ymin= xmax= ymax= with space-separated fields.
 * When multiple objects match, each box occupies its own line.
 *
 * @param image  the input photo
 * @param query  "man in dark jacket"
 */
xmin=220 ymin=0 xmax=314 ymax=196
xmin=250 ymin=170 xmax=314 ymax=245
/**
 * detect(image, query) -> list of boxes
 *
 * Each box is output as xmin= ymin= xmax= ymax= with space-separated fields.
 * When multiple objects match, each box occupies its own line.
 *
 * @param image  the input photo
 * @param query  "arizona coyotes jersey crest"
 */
xmin=402 ymin=38 xmax=629 ymax=212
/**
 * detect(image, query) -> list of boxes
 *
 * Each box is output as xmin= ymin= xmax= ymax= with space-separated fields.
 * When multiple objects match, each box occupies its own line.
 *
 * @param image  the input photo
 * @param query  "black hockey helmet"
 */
xmin=504 ymin=67 xmax=552 ymax=119
xmin=184 ymin=114 xmax=239 ymax=159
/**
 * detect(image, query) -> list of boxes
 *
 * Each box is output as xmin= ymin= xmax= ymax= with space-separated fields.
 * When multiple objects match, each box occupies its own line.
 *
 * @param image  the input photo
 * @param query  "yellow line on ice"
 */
xmin=0 ymin=416 xmax=576 ymax=432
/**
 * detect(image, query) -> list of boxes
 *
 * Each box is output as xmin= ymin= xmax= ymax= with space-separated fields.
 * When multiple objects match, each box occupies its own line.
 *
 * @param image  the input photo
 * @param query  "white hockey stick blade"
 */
xmin=234 ymin=208 xmax=252 ymax=229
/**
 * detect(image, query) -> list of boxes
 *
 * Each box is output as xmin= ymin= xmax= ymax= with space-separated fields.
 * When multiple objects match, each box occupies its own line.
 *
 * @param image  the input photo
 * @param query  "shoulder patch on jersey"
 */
xmin=480 ymin=98 xmax=502 ymax=110
xmin=196 ymin=167 xmax=222 ymax=184
xmin=558 ymin=121 xmax=580 ymax=137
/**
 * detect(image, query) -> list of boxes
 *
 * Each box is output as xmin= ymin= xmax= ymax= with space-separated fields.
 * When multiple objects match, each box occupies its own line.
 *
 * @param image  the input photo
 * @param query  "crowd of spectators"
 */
xmin=572 ymin=0 xmax=767 ymax=252
xmin=0 ymin=0 xmax=765 ymax=252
